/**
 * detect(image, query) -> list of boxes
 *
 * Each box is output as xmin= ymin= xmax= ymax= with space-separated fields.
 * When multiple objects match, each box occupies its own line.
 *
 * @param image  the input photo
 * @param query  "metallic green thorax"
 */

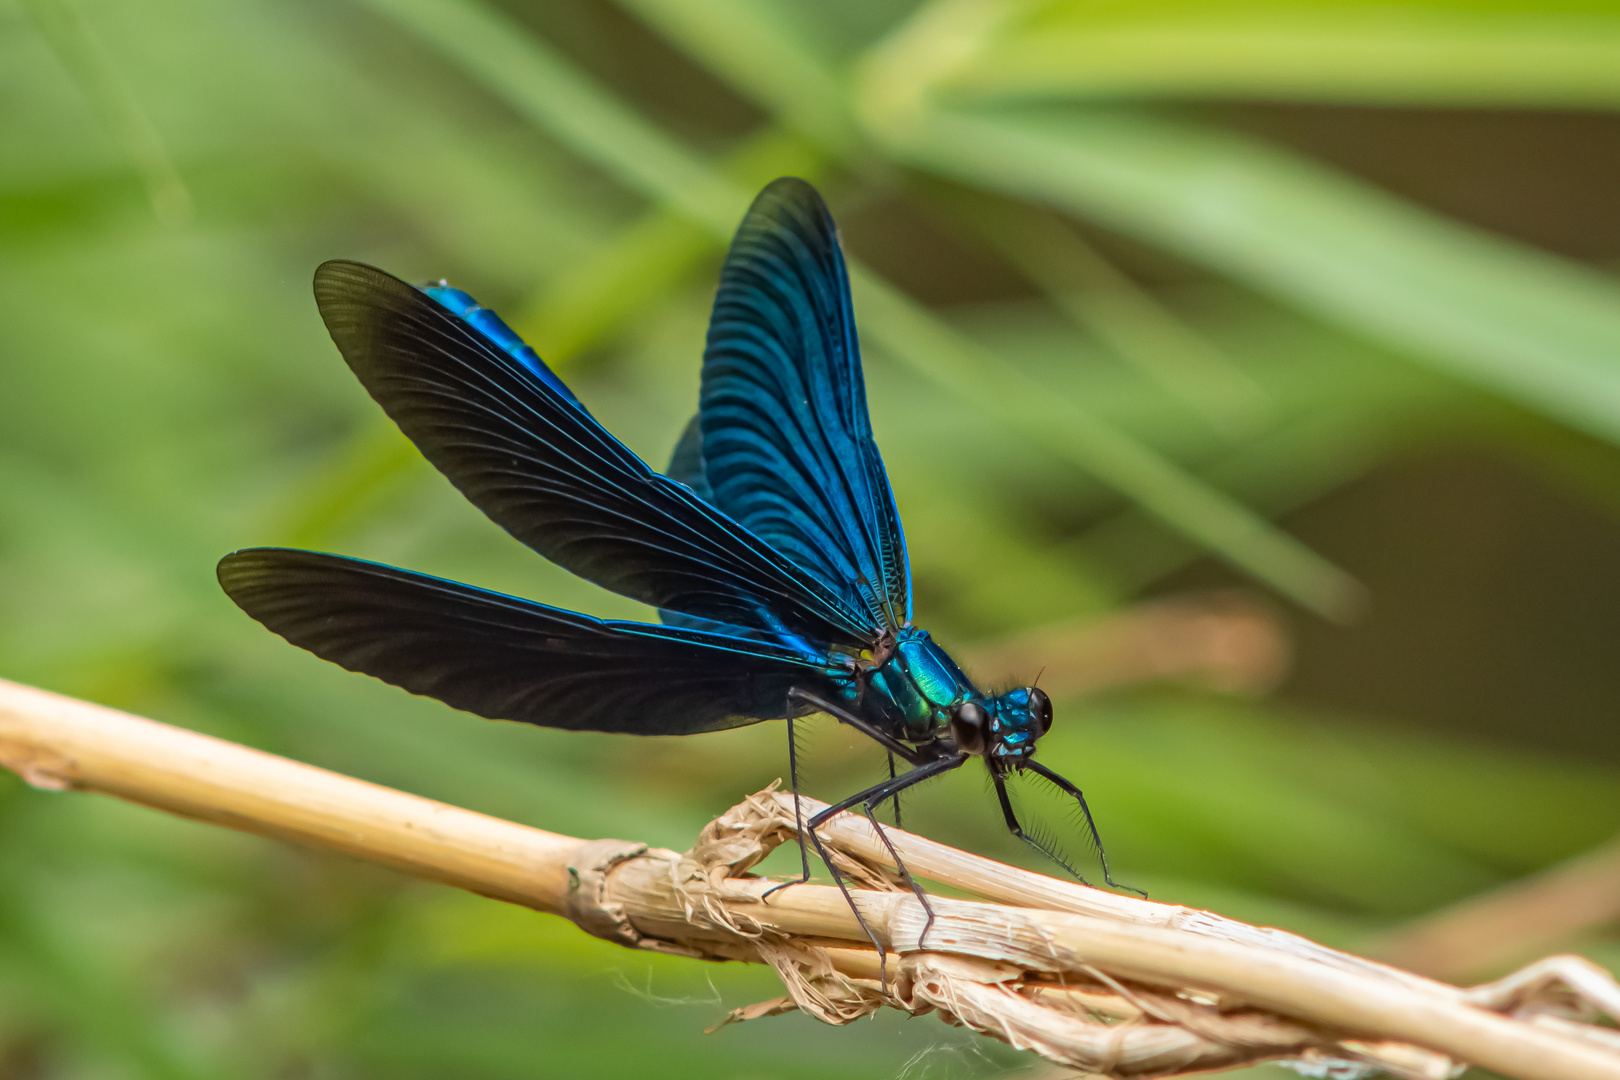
xmin=852 ymin=628 xmax=977 ymax=741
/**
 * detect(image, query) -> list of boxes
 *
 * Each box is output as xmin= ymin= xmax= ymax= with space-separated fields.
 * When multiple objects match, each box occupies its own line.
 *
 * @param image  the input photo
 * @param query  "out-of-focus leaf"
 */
xmin=936 ymin=0 xmax=1620 ymax=109
xmin=615 ymin=0 xmax=856 ymax=150
xmin=516 ymin=211 xmax=714 ymax=361
xmin=0 ymin=879 xmax=216 ymax=1080
xmin=940 ymin=190 xmax=1270 ymax=438
xmin=1045 ymin=292 xmax=1469 ymax=591
xmin=18 ymin=0 xmax=192 ymax=224
xmin=861 ymin=100 xmax=1620 ymax=449
xmin=355 ymin=0 xmax=746 ymax=231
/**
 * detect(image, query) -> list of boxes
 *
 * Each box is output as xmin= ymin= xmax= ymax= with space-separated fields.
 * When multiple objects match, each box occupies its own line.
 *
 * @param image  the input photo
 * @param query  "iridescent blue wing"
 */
xmin=313 ymin=260 xmax=877 ymax=648
xmin=218 ymin=548 xmax=838 ymax=734
xmin=664 ymin=413 xmax=713 ymax=502
xmin=700 ymin=178 xmax=910 ymax=632
xmin=418 ymin=281 xmax=585 ymax=410
xmin=657 ymin=414 xmax=742 ymax=635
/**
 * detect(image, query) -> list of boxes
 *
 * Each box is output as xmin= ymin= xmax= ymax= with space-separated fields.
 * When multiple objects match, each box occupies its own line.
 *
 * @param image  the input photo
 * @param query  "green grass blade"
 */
xmin=615 ymin=0 xmax=856 ymax=151
xmin=19 ymin=0 xmax=192 ymax=224
xmin=866 ymin=102 xmax=1620 ymax=447
xmin=354 ymin=0 xmax=746 ymax=232
xmin=948 ymin=0 xmax=1620 ymax=109
xmin=938 ymin=189 xmax=1269 ymax=438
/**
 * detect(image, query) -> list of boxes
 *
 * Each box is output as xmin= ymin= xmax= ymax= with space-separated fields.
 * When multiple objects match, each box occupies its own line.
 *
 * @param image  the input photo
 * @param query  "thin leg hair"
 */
xmin=996 ymin=763 xmax=1145 ymax=898
xmin=786 ymin=688 xmax=929 ymax=765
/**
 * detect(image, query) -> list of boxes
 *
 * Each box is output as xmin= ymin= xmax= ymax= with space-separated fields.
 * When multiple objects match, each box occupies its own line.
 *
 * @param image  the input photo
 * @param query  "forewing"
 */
xmin=313 ymin=260 xmax=874 ymax=647
xmin=664 ymin=413 xmax=713 ymax=502
xmin=658 ymin=413 xmax=734 ymax=634
xmin=701 ymin=178 xmax=911 ymax=630
xmin=218 ymin=548 xmax=837 ymax=735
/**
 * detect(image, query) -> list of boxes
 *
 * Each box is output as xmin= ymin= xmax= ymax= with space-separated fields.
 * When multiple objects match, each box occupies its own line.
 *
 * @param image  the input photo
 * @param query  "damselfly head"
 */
xmin=952 ymin=687 xmax=1053 ymax=771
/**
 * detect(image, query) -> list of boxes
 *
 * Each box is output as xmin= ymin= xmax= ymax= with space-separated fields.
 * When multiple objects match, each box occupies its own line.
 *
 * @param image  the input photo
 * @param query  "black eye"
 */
xmin=951 ymin=701 xmax=988 ymax=755
xmin=1028 ymin=687 xmax=1053 ymax=735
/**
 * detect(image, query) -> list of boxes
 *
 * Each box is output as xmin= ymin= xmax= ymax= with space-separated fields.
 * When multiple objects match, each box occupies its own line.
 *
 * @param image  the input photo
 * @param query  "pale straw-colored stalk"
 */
xmin=2 ymin=676 xmax=1618 ymax=1080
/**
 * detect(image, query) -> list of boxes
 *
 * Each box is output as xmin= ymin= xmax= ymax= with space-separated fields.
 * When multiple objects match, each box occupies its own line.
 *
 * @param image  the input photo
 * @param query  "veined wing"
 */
xmin=664 ymin=413 xmax=713 ymax=503
xmin=217 ymin=548 xmax=839 ymax=734
xmin=313 ymin=260 xmax=877 ymax=648
xmin=657 ymin=414 xmax=740 ymax=635
xmin=699 ymin=178 xmax=910 ymax=631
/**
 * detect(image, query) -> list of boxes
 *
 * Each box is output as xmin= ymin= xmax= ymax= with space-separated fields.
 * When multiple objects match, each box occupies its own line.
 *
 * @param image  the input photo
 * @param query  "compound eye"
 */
xmin=1028 ymin=687 xmax=1053 ymax=735
xmin=951 ymin=701 xmax=988 ymax=755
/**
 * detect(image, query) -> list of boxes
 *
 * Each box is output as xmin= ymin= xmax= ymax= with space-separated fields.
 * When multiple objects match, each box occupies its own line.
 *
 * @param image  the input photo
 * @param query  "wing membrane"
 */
xmin=700 ymin=179 xmax=911 ymax=630
xmin=312 ymin=260 xmax=875 ymax=647
xmin=218 ymin=548 xmax=837 ymax=735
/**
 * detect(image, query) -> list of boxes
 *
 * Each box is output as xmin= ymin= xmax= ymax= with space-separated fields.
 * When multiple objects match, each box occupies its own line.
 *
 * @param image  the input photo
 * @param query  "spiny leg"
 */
xmin=860 ymin=799 xmax=935 ymax=948
xmin=764 ymin=753 xmax=959 ymax=902
xmin=990 ymin=771 xmax=1090 ymax=884
xmin=800 ymin=820 xmax=890 ymax=982
xmin=777 ymin=716 xmax=811 ymax=887
xmin=1026 ymin=760 xmax=1145 ymax=897
xmin=767 ymin=755 xmax=966 ymax=984
xmin=761 ymin=691 xmax=848 ymax=902
xmin=793 ymin=690 xmax=908 ymax=830
xmin=786 ymin=687 xmax=929 ymax=766
xmin=761 ymin=690 xmax=876 ymax=904
xmin=886 ymin=751 xmax=903 ymax=827
xmin=800 ymin=755 xmax=964 ymax=833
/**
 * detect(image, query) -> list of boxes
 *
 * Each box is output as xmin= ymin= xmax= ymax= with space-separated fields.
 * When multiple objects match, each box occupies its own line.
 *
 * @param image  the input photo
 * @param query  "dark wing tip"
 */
xmin=219 ymin=545 xmax=394 ymax=619
xmin=311 ymin=260 xmax=423 ymax=342
xmin=217 ymin=545 xmax=274 ymax=599
xmin=218 ymin=547 xmax=311 ymax=649
xmin=312 ymin=258 xmax=400 ymax=298
xmin=757 ymin=175 xmax=824 ymax=205
xmin=217 ymin=547 xmax=328 ymax=621
xmin=750 ymin=178 xmax=836 ymax=239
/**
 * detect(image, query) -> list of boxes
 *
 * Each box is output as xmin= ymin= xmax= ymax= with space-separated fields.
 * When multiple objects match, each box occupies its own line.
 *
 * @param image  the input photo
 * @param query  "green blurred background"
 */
xmin=5 ymin=0 xmax=1620 ymax=1076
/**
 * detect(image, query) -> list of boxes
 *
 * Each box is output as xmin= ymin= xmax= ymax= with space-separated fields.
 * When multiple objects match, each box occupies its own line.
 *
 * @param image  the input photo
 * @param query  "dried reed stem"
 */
xmin=2 ymin=676 xmax=1618 ymax=1080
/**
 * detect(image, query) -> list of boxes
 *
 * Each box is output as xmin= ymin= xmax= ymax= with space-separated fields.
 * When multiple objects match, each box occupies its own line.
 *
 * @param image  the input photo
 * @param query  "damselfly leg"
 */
xmin=782 ymin=716 xmax=812 ymax=884
xmin=886 ymin=752 xmax=902 ymax=827
xmin=762 ymin=725 xmax=966 ymax=984
xmin=993 ymin=763 xmax=1145 ymax=898
xmin=766 ymin=687 xmax=930 ymax=897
